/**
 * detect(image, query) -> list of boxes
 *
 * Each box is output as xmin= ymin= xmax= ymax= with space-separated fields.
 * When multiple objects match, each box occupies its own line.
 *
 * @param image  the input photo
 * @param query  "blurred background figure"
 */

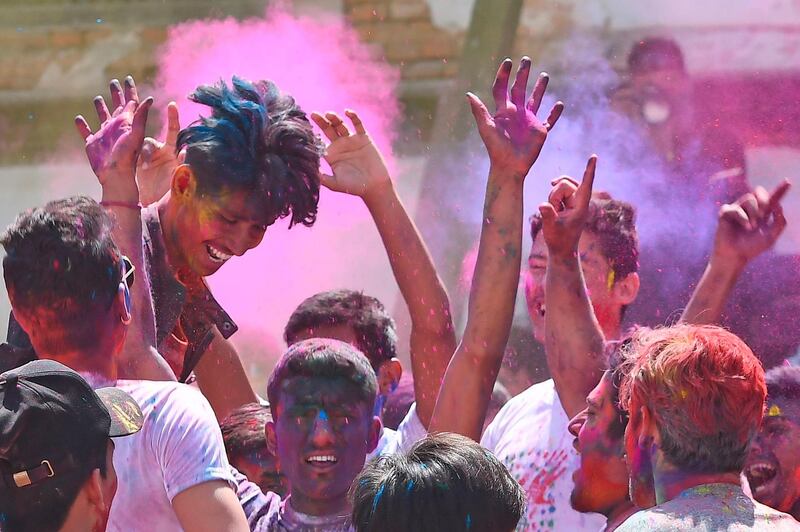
xmin=221 ymin=402 xmax=288 ymax=498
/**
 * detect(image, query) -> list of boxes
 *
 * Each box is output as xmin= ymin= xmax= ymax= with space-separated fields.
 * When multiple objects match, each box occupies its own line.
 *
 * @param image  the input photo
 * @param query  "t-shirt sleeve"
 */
xmin=151 ymin=385 xmax=236 ymax=500
xmin=480 ymin=399 xmax=509 ymax=451
xmin=392 ymin=402 xmax=427 ymax=453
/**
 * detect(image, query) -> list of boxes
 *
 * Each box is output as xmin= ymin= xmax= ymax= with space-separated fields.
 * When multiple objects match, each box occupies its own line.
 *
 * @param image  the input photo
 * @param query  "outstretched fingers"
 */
xmin=345 ymin=109 xmax=367 ymax=135
xmin=325 ymin=112 xmax=351 ymax=138
xmin=165 ymin=102 xmax=180 ymax=147
xmin=74 ymin=115 xmax=93 ymax=141
xmin=109 ymin=79 xmax=124 ymax=112
xmin=543 ymin=101 xmax=565 ymax=131
xmin=527 ymin=72 xmax=550 ymax=115
xmin=466 ymin=92 xmax=495 ymax=144
xmin=509 ymin=57 xmax=532 ymax=111
xmin=492 ymin=58 xmax=513 ymax=113
xmin=94 ymin=95 xmax=111 ymax=124
xmin=124 ymin=76 xmax=139 ymax=105
xmin=310 ymin=112 xmax=339 ymax=142
xmin=131 ymin=97 xmax=153 ymax=142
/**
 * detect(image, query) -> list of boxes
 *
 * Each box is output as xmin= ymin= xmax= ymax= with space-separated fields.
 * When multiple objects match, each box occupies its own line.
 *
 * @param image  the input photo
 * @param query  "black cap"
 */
xmin=0 ymin=359 xmax=143 ymax=491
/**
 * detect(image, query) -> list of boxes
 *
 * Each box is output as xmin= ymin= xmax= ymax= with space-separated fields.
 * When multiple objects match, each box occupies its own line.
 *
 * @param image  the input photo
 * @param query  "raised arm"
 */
xmin=539 ymin=160 xmax=606 ymax=419
xmin=430 ymin=57 xmax=564 ymax=441
xmin=681 ymin=181 xmax=790 ymax=324
xmin=308 ymin=109 xmax=456 ymax=428
xmin=75 ymin=77 xmax=174 ymax=381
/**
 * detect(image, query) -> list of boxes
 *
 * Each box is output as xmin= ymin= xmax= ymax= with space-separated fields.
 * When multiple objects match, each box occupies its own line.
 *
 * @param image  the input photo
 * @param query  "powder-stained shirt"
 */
xmin=142 ymin=205 xmax=238 ymax=382
xmin=616 ymin=483 xmax=800 ymax=531
xmin=481 ymin=379 xmax=605 ymax=531
xmin=107 ymin=380 xmax=237 ymax=532
xmin=249 ymin=495 xmax=353 ymax=532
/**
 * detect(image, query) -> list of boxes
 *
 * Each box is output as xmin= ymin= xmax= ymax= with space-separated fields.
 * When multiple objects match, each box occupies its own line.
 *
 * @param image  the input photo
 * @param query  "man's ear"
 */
xmin=376 ymin=359 xmax=402 ymax=396
xmin=84 ymin=468 xmax=111 ymax=522
xmin=114 ymin=284 xmax=132 ymax=326
xmin=171 ymin=164 xmax=197 ymax=200
xmin=612 ymin=272 xmax=640 ymax=307
xmin=367 ymin=416 xmax=383 ymax=453
xmin=265 ymin=421 xmax=278 ymax=456
xmin=636 ymin=404 xmax=660 ymax=449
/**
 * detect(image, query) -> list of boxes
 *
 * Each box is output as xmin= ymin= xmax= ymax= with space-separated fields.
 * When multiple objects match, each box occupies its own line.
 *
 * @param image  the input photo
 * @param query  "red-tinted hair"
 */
xmin=619 ymin=324 xmax=766 ymax=473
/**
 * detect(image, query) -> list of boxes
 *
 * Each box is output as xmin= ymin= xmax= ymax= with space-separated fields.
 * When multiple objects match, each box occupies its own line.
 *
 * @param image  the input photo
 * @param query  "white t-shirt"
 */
xmin=481 ymin=379 xmax=605 ymax=531
xmin=368 ymin=402 xmax=427 ymax=460
xmin=107 ymin=380 xmax=236 ymax=532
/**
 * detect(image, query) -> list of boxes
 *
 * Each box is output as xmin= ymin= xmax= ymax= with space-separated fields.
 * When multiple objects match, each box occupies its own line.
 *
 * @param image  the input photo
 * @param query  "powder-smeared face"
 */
xmin=271 ymin=376 xmax=378 ymax=503
xmin=745 ymin=399 xmax=800 ymax=516
xmin=171 ymin=184 xmax=272 ymax=277
xmin=569 ymin=373 xmax=629 ymax=516
xmin=525 ymin=231 xmax=618 ymax=343
xmin=231 ymin=448 xmax=288 ymax=498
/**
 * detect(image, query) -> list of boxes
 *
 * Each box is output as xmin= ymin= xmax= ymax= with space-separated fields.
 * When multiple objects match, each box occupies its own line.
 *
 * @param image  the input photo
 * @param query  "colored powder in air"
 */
xmin=153 ymin=5 xmax=402 ymax=372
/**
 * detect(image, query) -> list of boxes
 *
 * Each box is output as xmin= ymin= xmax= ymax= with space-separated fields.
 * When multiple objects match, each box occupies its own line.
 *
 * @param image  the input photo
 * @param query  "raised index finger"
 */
xmin=576 ymin=155 xmax=598 ymax=208
xmin=767 ymin=179 xmax=791 ymax=213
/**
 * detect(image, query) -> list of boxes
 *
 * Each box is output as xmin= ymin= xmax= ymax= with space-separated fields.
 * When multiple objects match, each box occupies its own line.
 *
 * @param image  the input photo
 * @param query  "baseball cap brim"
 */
xmin=95 ymin=387 xmax=144 ymax=437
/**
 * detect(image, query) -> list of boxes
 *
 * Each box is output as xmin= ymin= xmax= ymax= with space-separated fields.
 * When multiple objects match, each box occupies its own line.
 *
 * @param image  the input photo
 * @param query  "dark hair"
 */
xmin=177 ymin=76 xmax=323 ymax=228
xmin=0 ymin=445 xmax=109 ymax=532
xmin=284 ymin=290 xmax=398 ymax=371
xmin=220 ymin=402 xmax=273 ymax=463
xmin=0 ymin=196 xmax=122 ymax=352
xmin=351 ymin=433 xmax=525 ymax=532
xmin=765 ymin=365 xmax=800 ymax=405
xmin=531 ymin=196 xmax=639 ymax=282
xmin=267 ymin=338 xmax=378 ymax=413
xmin=605 ymin=338 xmax=633 ymax=440
xmin=627 ymin=37 xmax=686 ymax=75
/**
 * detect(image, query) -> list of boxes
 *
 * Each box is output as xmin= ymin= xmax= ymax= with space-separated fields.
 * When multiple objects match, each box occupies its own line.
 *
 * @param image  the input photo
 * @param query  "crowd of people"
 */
xmin=0 ymin=36 xmax=799 ymax=532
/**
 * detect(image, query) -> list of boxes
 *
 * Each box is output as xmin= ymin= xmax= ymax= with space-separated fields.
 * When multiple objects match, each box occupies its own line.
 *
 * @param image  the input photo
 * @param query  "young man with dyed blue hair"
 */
xmin=7 ymin=75 xmax=324 ymax=421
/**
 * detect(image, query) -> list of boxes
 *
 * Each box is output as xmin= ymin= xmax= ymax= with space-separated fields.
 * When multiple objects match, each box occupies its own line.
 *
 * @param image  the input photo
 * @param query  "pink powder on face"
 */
xmin=153 ymin=6 xmax=401 ymax=368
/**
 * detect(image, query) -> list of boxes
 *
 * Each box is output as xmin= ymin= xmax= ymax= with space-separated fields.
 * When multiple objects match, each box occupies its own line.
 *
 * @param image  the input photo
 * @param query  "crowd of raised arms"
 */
xmin=1 ymin=37 xmax=799 ymax=532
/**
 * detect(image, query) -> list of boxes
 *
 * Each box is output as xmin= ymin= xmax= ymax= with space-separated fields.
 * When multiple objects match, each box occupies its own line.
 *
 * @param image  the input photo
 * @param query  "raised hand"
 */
xmin=538 ymin=155 xmax=598 ymax=257
xmin=138 ymin=101 xmax=181 ymax=205
xmin=75 ymin=76 xmax=152 ymax=201
xmin=713 ymin=180 xmax=790 ymax=266
xmin=467 ymin=57 xmax=564 ymax=178
xmin=310 ymin=109 xmax=391 ymax=200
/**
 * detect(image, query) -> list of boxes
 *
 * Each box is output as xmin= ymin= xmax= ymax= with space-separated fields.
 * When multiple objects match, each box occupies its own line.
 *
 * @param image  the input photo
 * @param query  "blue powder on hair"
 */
xmin=466 ymin=514 xmax=472 ymax=529
xmin=319 ymin=409 xmax=329 ymax=422
xmin=372 ymin=484 xmax=385 ymax=514
xmin=406 ymin=479 xmax=414 ymax=492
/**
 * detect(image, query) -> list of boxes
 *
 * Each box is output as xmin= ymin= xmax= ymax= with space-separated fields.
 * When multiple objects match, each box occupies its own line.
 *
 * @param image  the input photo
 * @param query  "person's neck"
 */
xmin=156 ymin=193 xmax=190 ymax=278
xmin=43 ymin=347 xmax=117 ymax=385
xmin=604 ymin=501 xmax=638 ymax=532
xmin=600 ymin=318 xmax=622 ymax=342
xmin=653 ymin=464 xmax=741 ymax=505
xmin=288 ymin=491 xmax=350 ymax=520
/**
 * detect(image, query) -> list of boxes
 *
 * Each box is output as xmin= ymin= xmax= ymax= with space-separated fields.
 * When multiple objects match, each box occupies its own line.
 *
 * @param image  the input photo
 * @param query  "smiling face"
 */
xmin=745 ymin=399 xmax=800 ymax=517
xmin=568 ymin=372 xmax=630 ymax=516
xmin=524 ymin=231 xmax=621 ymax=343
xmin=267 ymin=376 xmax=380 ymax=511
xmin=167 ymin=166 xmax=273 ymax=277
